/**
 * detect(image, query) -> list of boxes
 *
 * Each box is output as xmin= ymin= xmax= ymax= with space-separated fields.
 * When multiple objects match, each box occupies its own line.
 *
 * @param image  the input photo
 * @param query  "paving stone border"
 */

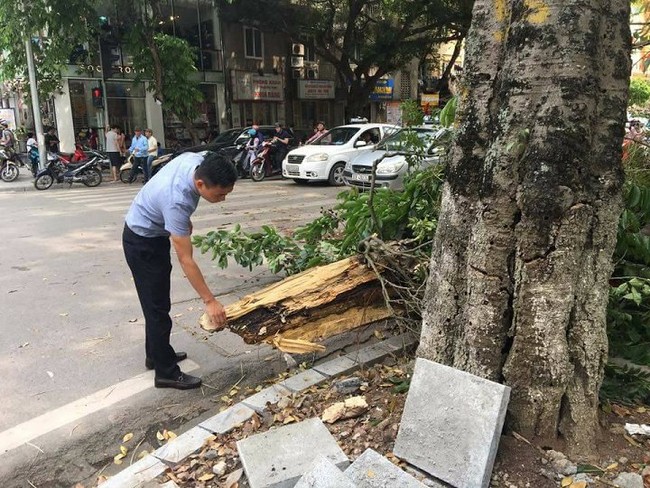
xmin=99 ymin=331 xmax=417 ymax=488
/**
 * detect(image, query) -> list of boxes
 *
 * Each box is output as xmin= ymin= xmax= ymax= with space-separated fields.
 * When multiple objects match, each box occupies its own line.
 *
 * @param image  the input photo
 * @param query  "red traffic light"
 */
xmin=92 ymin=87 xmax=104 ymax=108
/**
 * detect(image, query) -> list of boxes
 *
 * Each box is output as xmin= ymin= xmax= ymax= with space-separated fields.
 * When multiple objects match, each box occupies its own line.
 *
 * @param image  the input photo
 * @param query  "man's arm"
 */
xmin=170 ymin=234 xmax=227 ymax=329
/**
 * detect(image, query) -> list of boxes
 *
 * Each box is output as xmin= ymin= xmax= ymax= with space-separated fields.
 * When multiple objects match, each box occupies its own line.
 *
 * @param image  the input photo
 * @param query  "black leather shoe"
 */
xmin=145 ymin=352 xmax=188 ymax=370
xmin=154 ymin=373 xmax=202 ymax=390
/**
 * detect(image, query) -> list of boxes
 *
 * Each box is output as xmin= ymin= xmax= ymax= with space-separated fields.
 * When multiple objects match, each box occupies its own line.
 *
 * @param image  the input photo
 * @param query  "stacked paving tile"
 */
xmin=100 ymin=335 xmax=511 ymax=488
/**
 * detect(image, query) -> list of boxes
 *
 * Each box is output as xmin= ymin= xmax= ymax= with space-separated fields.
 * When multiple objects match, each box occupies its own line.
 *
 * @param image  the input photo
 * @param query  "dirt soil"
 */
xmin=87 ymin=355 xmax=650 ymax=488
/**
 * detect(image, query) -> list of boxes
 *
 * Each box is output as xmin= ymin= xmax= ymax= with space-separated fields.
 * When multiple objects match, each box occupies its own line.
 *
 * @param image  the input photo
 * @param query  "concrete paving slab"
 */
xmin=382 ymin=332 xmax=418 ymax=351
xmin=153 ymin=426 xmax=213 ymax=464
xmin=345 ymin=448 xmax=428 ymax=488
xmin=199 ymin=402 xmax=256 ymax=434
xmin=242 ymin=384 xmax=292 ymax=413
xmin=156 ymin=481 xmax=180 ymax=488
xmin=279 ymin=369 xmax=328 ymax=392
xmin=393 ymin=358 xmax=510 ymax=488
xmin=345 ymin=342 xmax=394 ymax=366
xmin=312 ymin=355 xmax=359 ymax=377
xmin=294 ymin=456 xmax=356 ymax=488
xmin=237 ymin=417 xmax=349 ymax=488
xmin=99 ymin=454 xmax=167 ymax=488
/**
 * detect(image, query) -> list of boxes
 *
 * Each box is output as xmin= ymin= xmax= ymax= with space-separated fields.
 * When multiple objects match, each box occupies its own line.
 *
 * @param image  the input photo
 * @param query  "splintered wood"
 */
xmin=200 ymin=256 xmax=391 ymax=351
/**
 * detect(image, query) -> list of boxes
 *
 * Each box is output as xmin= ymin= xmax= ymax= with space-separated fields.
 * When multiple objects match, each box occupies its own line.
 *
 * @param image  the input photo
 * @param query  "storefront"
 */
xmin=292 ymin=79 xmax=336 ymax=130
xmin=230 ymin=71 xmax=285 ymax=127
xmin=369 ymin=78 xmax=395 ymax=123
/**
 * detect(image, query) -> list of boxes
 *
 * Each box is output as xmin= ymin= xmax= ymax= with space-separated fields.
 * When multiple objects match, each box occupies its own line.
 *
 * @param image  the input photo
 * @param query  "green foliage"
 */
xmin=130 ymin=33 xmax=203 ymax=125
xmin=0 ymin=0 xmax=96 ymax=99
xmin=193 ymin=164 xmax=444 ymax=275
xmin=400 ymin=100 xmax=424 ymax=127
xmin=629 ymin=78 xmax=650 ymax=107
xmin=439 ymin=96 xmax=457 ymax=127
xmin=600 ymin=362 xmax=650 ymax=404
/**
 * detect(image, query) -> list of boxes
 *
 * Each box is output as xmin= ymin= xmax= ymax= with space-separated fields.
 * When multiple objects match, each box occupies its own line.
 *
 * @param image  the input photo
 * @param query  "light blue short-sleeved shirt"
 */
xmin=125 ymin=152 xmax=204 ymax=237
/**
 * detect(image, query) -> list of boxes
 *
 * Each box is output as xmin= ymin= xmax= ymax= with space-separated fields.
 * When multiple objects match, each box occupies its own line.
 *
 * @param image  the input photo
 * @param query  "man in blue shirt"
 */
xmin=123 ymin=151 xmax=237 ymax=389
xmin=128 ymin=127 xmax=150 ymax=183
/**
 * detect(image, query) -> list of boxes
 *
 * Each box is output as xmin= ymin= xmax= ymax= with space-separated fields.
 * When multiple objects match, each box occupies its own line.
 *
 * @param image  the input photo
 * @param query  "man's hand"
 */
xmin=205 ymin=298 xmax=227 ymax=331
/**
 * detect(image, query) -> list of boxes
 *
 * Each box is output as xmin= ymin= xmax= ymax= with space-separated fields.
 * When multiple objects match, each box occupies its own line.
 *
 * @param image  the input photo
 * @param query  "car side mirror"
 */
xmin=355 ymin=140 xmax=368 ymax=148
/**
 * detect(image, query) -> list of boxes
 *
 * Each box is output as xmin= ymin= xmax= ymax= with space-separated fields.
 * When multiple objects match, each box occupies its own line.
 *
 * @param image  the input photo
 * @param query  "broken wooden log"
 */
xmin=201 ymin=256 xmax=392 ymax=345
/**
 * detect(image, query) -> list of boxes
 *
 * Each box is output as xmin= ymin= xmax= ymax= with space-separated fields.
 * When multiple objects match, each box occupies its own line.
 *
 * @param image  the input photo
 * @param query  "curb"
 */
xmin=100 ymin=331 xmax=418 ymax=488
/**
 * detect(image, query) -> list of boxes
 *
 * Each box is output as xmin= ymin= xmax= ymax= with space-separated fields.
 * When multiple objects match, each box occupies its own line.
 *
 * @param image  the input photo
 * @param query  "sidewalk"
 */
xmin=97 ymin=330 xmax=418 ymax=487
xmin=0 ymin=172 xmax=35 ymax=192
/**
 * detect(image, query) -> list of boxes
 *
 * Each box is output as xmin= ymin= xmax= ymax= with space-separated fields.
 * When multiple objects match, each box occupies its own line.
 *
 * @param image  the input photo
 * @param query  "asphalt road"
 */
xmin=0 ymin=173 xmax=342 ymax=486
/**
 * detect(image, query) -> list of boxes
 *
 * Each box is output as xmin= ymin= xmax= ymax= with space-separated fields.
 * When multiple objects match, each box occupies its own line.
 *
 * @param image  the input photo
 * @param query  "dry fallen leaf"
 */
xmin=113 ymin=453 xmax=126 ymax=465
xmin=156 ymin=431 xmax=165 ymax=441
xmin=128 ymin=318 xmax=138 ymax=323
xmin=223 ymin=468 xmax=244 ymax=488
xmin=569 ymin=482 xmax=587 ymax=488
xmin=561 ymin=477 xmax=573 ymax=487
xmin=197 ymin=473 xmax=215 ymax=481
xmin=122 ymin=433 xmax=134 ymax=443
xmin=606 ymin=462 xmax=618 ymax=471
xmin=119 ymin=445 xmax=128 ymax=456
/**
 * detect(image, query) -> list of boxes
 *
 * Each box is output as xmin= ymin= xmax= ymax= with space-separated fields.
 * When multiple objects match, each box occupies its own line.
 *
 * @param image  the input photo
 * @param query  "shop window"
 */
xmin=244 ymin=26 xmax=263 ymax=59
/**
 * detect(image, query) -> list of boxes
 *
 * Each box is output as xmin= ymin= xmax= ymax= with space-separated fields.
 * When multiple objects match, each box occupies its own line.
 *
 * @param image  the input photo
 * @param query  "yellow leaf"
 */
xmin=120 ymin=445 xmax=128 ymax=456
xmin=113 ymin=453 xmax=126 ymax=464
xmin=156 ymin=431 xmax=165 ymax=441
xmin=166 ymin=431 xmax=177 ymax=440
xmin=373 ymin=330 xmax=385 ymax=340
xmin=198 ymin=473 xmax=216 ymax=481
xmin=138 ymin=450 xmax=148 ymax=459
xmin=561 ymin=477 xmax=573 ymax=487
xmin=606 ymin=462 xmax=618 ymax=471
xmin=229 ymin=389 xmax=238 ymax=397
xmin=638 ymin=406 xmax=647 ymax=413
xmin=122 ymin=433 xmax=134 ymax=443
xmin=221 ymin=395 xmax=231 ymax=402
xmin=569 ymin=482 xmax=587 ymax=488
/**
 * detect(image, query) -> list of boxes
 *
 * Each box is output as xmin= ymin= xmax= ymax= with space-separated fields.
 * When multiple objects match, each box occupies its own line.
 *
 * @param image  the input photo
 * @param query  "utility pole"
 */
xmin=24 ymin=37 xmax=47 ymax=169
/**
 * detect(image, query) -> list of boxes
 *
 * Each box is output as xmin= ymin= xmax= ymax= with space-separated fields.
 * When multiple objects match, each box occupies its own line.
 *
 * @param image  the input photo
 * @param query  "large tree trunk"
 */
xmin=418 ymin=0 xmax=630 ymax=454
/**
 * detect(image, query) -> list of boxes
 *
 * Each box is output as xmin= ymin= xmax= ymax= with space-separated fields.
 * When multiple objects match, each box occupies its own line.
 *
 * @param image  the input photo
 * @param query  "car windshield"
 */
xmin=212 ymin=129 xmax=240 ymax=144
xmin=311 ymin=127 xmax=360 ymax=146
xmin=379 ymin=129 xmax=435 ymax=151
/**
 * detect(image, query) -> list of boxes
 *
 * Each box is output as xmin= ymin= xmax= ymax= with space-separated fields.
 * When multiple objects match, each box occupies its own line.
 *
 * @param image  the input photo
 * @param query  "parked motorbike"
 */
xmin=231 ymin=143 xmax=253 ymax=178
xmin=57 ymin=144 xmax=87 ymax=164
xmin=0 ymin=146 xmax=19 ymax=182
xmin=34 ymin=153 xmax=103 ymax=190
xmin=119 ymin=153 xmax=170 ymax=183
xmin=250 ymin=141 xmax=286 ymax=182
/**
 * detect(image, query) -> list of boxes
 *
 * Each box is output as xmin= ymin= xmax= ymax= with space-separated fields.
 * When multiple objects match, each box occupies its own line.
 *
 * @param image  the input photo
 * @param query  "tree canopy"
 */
xmin=220 ymin=0 xmax=473 ymax=116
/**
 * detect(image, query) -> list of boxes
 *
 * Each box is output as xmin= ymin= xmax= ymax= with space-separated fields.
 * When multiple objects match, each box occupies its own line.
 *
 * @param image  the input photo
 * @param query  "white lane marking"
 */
xmin=0 ymin=360 xmax=199 ymax=455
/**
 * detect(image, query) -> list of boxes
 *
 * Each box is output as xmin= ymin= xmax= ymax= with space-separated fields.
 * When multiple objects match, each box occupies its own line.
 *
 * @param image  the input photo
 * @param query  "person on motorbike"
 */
xmin=0 ymin=121 xmax=16 ymax=157
xmin=26 ymin=132 xmax=38 ymax=176
xmin=242 ymin=126 xmax=264 ymax=174
xmin=270 ymin=122 xmax=291 ymax=169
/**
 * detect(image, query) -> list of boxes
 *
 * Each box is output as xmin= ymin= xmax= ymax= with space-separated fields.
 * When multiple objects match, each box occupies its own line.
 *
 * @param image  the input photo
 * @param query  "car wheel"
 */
xmin=328 ymin=163 xmax=346 ymax=186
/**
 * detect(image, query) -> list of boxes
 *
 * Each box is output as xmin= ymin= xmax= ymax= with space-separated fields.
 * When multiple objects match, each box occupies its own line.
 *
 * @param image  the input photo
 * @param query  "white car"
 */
xmin=344 ymin=127 xmax=452 ymax=191
xmin=282 ymin=124 xmax=398 ymax=186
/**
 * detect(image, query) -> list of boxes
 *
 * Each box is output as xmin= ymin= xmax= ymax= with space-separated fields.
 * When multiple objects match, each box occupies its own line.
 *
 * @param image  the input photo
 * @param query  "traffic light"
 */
xmin=92 ymin=86 xmax=104 ymax=108
xmin=99 ymin=37 xmax=120 ymax=78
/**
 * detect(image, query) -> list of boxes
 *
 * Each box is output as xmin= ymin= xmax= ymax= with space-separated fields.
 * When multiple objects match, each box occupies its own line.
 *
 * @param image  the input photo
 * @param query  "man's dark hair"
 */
xmin=195 ymin=151 xmax=237 ymax=187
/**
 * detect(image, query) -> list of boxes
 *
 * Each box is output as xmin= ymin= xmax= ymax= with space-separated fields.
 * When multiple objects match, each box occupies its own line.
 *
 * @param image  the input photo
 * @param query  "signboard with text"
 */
xmin=369 ymin=79 xmax=394 ymax=101
xmin=0 ymin=108 xmax=17 ymax=130
xmin=232 ymin=71 xmax=284 ymax=101
xmin=421 ymin=93 xmax=440 ymax=113
xmin=297 ymin=80 xmax=335 ymax=99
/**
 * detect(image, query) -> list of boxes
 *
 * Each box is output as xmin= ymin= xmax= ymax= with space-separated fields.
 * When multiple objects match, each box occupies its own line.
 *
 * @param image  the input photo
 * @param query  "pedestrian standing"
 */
xmin=144 ymin=128 xmax=158 ymax=180
xmin=127 ymin=127 xmax=149 ymax=183
xmin=105 ymin=125 xmax=121 ymax=182
xmin=122 ymin=151 xmax=237 ymax=389
xmin=116 ymin=127 xmax=127 ymax=159
xmin=45 ymin=127 xmax=60 ymax=153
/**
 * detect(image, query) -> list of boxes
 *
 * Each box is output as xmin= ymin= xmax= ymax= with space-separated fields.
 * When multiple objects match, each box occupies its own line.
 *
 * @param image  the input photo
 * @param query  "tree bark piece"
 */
xmin=217 ymin=256 xmax=389 ymax=344
xmin=418 ymin=0 xmax=630 ymax=455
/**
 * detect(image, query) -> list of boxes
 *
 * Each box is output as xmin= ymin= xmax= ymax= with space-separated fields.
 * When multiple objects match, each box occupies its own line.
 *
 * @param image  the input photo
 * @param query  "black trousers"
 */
xmin=122 ymin=225 xmax=180 ymax=379
xmin=130 ymin=156 xmax=149 ymax=182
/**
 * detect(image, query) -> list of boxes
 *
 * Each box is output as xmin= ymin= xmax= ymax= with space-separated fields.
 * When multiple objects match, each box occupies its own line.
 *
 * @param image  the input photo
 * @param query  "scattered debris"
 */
xmin=625 ymin=423 xmax=650 ymax=436
xmin=322 ymin=396 xmax=369 ymax=424
xmin=334 ymin=376 xmax=362 ymax=395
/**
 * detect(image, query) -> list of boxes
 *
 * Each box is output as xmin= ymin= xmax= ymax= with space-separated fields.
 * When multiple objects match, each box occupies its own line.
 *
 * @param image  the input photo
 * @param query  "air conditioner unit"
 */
xmin=305 ymin=67 xmax=319 ymax=79
xmin=290 ymin=56 xmax=304 ymax=68
xmin=292 ymin=67 xmax=303 ymax=79
xmin=292 ymin=43 xmax=305 ymax=56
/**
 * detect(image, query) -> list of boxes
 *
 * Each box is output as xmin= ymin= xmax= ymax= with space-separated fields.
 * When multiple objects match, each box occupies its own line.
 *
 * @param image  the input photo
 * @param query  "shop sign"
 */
xmin=232 ymin=72 xmax=284 ymax=101
xmin=369 ymin=79 xmax=394 ymax=101
xmin=297 ymin=80 xmax=335 ymax=99
xmin=421 ymin=93 xmax=440 ymax=113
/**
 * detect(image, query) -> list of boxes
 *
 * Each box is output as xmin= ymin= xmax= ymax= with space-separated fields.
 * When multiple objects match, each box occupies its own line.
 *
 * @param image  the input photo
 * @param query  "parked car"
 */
xmin=343 ymin=127 xmax=452 ymax=191
xmin=282 ymin=123 xmax=398 ymax=186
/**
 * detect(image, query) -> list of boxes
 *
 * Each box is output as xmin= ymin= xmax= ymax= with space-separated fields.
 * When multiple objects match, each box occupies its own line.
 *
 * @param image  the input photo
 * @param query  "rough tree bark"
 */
xmin=418 ymin=0 xmax=630 ymax=454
